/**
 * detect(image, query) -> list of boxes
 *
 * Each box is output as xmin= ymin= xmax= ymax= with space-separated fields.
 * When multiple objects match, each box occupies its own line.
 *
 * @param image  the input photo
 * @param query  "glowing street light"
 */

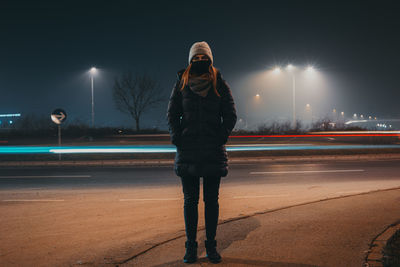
xmin=284 ymin=64 xmax=297 ymax=128
xmin=332 ymin=108 xmax=337 ymax=121
xmin=272 ymin=63 xmax=318 ymax=129
xmin=89 ymin=67 xmax=97 ymax=127
xmin=273 ymin=67 xmax=281 ymax=74
xmin=90 ymin=67 xmax=97 ymax=75
xmin=340 ymin=111 xmax=345 ymax=122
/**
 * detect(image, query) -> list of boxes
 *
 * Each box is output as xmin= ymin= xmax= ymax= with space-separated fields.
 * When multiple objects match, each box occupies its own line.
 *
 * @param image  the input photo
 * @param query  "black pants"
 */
xmin=180 ymin=175 xmax=221 ymax=242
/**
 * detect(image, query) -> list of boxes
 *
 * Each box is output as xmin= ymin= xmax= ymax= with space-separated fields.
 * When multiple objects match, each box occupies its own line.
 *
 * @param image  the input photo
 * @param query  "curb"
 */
xmin=2 ymin=153 xmax=400 ymax=168
xmin=365 ymin=221 xmax=400 ymax=267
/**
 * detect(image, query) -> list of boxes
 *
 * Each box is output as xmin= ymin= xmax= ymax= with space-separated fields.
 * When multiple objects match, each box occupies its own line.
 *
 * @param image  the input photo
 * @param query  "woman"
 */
xmin=167 ymin=41 xmax=237 ymax=264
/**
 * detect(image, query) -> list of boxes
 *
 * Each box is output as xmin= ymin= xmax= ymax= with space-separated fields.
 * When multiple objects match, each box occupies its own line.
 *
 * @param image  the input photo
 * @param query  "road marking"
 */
xmin=0 ymin=175 xmax=92 ymax=179
xmin=2 ymin=199 xmax=65 ymax=202
xmin=119 ymin=198 xmax=181 ymax=201
xmin=250 ymin=169 xmax=365 ymax=175
xmin=233 ymin=194 xmax=290 ymax=199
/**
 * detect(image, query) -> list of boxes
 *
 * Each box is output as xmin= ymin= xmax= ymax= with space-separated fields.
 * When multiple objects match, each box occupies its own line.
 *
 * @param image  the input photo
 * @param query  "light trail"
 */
xmin=0 ymin=144 xmax=399 ymax=154
xmin=226 ymin=144 xmax=400 ymax=151
xmin=231 ymin=131 xmax=400 ymax=138
xmin=231 ymin=133 xmax=400 ymax=138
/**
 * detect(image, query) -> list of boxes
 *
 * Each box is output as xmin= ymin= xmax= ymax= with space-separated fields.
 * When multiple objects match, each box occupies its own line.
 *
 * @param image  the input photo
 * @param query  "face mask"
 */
xmin=191 ymin=60 xmax=211 ymax=74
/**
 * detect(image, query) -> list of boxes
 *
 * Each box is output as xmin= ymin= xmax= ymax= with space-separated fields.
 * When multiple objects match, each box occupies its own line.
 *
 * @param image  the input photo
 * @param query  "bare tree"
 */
xmin=112 ymin=72 xmax=164 ymax=131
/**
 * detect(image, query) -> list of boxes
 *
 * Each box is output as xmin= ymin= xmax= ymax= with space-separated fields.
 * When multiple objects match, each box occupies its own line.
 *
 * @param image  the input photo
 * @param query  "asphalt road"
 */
xmin=1 ymin=158 xmax=400 ymax=266
xmin=1 ymin=159 xmax=400 ymax=190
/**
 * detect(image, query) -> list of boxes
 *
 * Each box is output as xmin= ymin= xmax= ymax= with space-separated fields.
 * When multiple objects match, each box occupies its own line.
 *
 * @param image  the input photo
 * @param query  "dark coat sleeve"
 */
xmin=167 ymin=71 xmax=184 ymax=146
xmin=219 ymin=77 xmax=237 ymax=144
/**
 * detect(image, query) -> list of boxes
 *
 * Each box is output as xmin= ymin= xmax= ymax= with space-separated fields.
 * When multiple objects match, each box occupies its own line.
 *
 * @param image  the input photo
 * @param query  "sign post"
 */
xmin=51 ymin=109 xmax=67 ymax=160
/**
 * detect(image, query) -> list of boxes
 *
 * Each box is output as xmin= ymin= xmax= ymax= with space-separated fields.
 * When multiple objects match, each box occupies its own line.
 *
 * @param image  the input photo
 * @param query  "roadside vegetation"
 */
xmin=0 ymin=114 xmax=166 ymax=140
xmin=0 ymin=114 xmax=391 ymax=140
xmin=231 ymin=118 xmax=369 ymax=136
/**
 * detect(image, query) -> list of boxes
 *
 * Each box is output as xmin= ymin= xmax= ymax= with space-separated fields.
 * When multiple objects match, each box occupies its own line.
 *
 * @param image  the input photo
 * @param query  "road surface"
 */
xmin=1 ymin=158 xmax=400 ymax=266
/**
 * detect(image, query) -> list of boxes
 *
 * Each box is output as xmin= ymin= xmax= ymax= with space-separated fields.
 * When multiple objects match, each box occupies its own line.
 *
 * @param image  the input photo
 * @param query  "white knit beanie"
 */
xmin=188 ymin=41 xmax=213 ymax=65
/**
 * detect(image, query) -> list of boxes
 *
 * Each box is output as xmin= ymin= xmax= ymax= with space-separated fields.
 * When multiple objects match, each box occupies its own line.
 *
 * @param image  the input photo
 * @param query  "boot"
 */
xmin=183 ymin=240 xmax=198 ymax=263
xmin=205 ymin=240 xmax=221 ymax=263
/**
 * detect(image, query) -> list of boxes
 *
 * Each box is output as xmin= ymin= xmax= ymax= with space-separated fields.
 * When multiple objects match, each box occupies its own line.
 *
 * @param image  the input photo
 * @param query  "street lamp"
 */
xmin=272 ymin=64 xmax=315 ymax=129
xmin=286 ymin=64 xmax=297 ymax=128
xmin=89 ymin=67 xmax=97 ymax=127
xmin=286 ymin=64 xmax=294 ymax=71
xmin=273 ymin=67 xmax=281 ymax=74
xmin=306 ymin=65 xmax=314 ymax=72
xmin=305 ymin=103 xmax=313 ymax=124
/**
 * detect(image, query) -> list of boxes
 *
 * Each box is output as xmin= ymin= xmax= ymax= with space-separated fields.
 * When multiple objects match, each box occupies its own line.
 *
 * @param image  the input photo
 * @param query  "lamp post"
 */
xmin=286 ymin=64 xmax=297 ymax=128
xmin=89 ymin=67 xmax=97 ymax=127
xmin=274 ymin=64 xmax=315 ymax=129
xmin=306 ymin=103 xmax=313 ymax=124
xmin=332 ymin=108 xmax=337 ymax=121
xmin=292 ymin=72 xmax=296 ymax=128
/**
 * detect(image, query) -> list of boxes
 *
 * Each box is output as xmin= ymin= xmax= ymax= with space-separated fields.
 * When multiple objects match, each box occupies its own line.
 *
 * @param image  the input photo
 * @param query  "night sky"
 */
xmin=1 ymin=0 xmax=400 ymax=129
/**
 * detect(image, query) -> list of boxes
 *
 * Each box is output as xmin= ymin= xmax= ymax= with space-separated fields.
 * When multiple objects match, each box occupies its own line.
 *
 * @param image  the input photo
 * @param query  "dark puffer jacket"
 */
xmin=167 ymin=69 xmax=237 ymax=178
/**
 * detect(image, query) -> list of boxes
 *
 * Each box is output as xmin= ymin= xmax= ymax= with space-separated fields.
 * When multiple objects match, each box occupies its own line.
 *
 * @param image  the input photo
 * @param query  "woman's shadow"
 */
xmin=151 ymin=216 xmax=317 ymax=267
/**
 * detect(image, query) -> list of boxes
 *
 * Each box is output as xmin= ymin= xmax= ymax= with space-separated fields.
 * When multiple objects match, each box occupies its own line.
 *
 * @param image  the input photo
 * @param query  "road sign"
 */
xmin=51 ymin=108 xmax=67 ymax=161
xmin=51 ymin=109 xmax=67 ymax=125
